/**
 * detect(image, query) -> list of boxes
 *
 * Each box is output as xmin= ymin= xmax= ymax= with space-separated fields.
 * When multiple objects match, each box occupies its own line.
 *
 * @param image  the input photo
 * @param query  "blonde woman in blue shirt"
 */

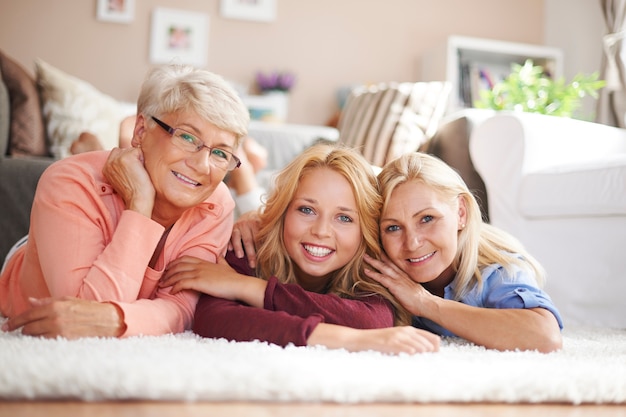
xmin=363 ymin=152 xmax=563 ymax=353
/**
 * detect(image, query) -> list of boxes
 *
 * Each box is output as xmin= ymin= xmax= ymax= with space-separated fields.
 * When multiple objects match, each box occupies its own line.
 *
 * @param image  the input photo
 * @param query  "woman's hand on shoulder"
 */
xmin=102 ymin=147 xmax=155 ymax=217
xmin=228 ymin=210 xmax=262 ymax=268
xmin=160 ymin=255 xmax=266 ymax=307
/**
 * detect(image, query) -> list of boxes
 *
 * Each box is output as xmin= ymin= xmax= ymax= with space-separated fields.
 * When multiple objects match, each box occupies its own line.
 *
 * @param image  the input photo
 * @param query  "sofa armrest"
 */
xmin=471 ymin=112 xmax=626 ymax=178
xmin=469 ymin=112 xmax=626 ymax=233
xmin=0 ymin=157 xmax=52 ymax=262
xmin=469 ymin=112 xmax=626 ymax=327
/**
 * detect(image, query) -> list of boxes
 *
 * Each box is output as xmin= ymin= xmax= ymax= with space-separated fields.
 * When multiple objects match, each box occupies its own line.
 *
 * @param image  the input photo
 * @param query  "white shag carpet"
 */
xmin=0 ymin=319 xmax=624 ymax=404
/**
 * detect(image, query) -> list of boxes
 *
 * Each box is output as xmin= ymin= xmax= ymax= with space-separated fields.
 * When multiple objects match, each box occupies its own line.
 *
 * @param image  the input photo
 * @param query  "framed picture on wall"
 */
xmin=220 ymin=0 xmax=276 ymax=23
xmin=96 ymin=0 xmax=135 ymax=24
xmin=149 ymin=7 xmax=209 ymax=68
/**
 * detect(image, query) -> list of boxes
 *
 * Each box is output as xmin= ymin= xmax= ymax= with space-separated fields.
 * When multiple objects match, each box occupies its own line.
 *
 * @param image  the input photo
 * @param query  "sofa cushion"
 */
xmin=0 ymin=50 xmax=48 ymax=157
xmin=519 ymin=154 xmax=626 ymax=218
xmin=338 ymin=81 xmax=450 ymax=168
xmin=363 ymin=83 xmax=411 ymax=167
xmin=35 ymin=59 xmax=132 ymax=159
xmin=337 ymin=85 xmax=380 ymax=150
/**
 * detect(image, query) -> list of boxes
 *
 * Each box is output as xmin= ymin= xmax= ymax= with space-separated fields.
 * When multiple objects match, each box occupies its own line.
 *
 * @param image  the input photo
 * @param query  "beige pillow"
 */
xmin=35 ymin=59 xmax=129 ymax=159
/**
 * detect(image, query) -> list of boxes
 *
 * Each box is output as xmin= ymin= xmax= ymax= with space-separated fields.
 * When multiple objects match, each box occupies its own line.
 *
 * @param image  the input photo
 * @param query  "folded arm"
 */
xmin=193 ymin=295 xmax=440 ymax=354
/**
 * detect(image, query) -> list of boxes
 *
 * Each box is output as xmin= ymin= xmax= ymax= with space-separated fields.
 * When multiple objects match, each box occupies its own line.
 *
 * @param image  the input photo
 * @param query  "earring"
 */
xmin=460 ymin=224 xmax=466 ymax=229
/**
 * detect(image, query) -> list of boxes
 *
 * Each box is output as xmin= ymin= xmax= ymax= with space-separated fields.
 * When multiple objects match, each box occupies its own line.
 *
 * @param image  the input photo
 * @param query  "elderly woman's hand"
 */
xmin=103 ymin=147 xmax=155 ymax=218
xmin=1 ymin=297 xmax=127 ymax=339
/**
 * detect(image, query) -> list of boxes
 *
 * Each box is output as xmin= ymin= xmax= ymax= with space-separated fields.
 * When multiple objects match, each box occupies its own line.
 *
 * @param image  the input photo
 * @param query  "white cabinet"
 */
xmin=421 ymin=36 xmax=564 ymax=113
xmin=242 ymin=92 xmax=290 ymax=123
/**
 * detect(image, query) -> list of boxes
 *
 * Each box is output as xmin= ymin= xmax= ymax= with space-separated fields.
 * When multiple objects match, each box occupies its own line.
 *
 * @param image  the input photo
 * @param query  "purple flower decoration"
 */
xmin=277 ymin=73 xmax=295 ymax=91
xmin=256 ymin=71 xmax=295 ymax=93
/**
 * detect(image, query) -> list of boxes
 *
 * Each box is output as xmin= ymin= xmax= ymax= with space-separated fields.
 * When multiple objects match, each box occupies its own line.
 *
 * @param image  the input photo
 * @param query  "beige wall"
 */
xmin=544 ymin=0 xmax=604 ymax=120
xmin=0 ymin=0 xmax=545 ymax=125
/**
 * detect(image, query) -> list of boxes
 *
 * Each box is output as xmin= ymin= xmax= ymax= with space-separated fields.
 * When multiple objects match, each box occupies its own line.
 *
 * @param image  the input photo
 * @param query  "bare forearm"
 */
xmin=233 ymin=276 xmax=267 ymax=308
xmin=306 ymin=323 xmax=354 ymax=350
xmin=420 ymin=298 xmax=562 ymax=352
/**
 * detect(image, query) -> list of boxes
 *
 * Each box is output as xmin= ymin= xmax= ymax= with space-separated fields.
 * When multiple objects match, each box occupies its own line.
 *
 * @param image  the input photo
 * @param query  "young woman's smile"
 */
xmin=283 ymin=167 xmax=361 ymax=291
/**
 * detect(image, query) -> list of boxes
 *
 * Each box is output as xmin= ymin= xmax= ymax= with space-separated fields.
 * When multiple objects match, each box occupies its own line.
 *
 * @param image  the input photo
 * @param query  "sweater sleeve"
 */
xmin=263 ymin=276 xmax=394 ymax=329
xmin=193 ymin=294 xmax=323 ymax=347
xmin=32 ymin=161 xmax=165 ymax=302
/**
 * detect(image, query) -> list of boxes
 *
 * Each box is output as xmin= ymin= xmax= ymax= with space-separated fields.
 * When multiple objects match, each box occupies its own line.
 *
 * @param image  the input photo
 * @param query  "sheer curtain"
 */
xmin=596 ymin=0 xmax=626 ymax=127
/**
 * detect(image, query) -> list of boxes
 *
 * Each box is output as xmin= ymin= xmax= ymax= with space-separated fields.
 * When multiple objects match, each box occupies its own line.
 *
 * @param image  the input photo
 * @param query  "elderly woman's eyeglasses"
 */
xmin=151 ymin=116 xmax=241 ymax=171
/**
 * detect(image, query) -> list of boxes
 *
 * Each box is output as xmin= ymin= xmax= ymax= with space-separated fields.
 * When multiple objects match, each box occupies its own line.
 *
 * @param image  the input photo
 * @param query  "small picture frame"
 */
xmin=220 ymin=0 xmax=276 ymax=23
xmin=149 ymin=7 xmax=209 ymax=68
xmin=96 ymin=0 xmax=135 ymax=24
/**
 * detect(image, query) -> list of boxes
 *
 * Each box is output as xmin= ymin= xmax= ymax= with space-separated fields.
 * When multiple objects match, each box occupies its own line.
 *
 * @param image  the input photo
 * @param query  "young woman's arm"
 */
xmin=193 ymin=294 xmax=440 ymax=354
xmin=162 ymin=252 xmax=395 ymax=329
xmin=263 ymin=277 xmax=394 ymax=328
xmin=193 ymin=294 xmax=321 ymax=346
xmin=161 ymin=255 xmax=267 ymax=308
xmin=307 ymin=323 xmax=440 ymax=354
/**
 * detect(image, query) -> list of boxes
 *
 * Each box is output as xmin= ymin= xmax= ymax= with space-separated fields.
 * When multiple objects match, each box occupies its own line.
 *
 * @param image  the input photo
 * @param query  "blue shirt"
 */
xmin=412 ymin=262 xmax=564 ymax=337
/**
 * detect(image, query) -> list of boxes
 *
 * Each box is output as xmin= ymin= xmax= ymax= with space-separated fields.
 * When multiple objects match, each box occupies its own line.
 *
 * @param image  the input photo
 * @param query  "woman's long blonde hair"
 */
xmin=377 ymin=152 xmax=545 ymax=300
xmin=255 ymin=143 xmax=411 ymax=325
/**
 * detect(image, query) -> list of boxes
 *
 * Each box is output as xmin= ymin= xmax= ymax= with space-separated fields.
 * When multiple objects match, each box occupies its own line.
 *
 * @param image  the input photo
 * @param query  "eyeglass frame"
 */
xmin=151 ymin=116 xmax=241 ymax=171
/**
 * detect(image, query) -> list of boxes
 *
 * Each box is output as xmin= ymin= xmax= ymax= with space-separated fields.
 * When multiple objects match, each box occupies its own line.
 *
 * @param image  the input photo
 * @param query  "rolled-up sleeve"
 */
xmin=482 ymin=266 xmax=564 ymax=329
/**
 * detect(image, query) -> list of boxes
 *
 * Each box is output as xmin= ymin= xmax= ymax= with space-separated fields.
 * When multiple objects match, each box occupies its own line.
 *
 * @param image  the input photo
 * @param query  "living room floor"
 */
xmin=1 ymin=402 xmax=625 ymax=417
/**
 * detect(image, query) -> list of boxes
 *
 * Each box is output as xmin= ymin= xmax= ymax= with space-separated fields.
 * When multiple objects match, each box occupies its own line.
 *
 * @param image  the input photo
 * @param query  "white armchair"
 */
xmin=470 ymin=112 xmax=626 ymax=328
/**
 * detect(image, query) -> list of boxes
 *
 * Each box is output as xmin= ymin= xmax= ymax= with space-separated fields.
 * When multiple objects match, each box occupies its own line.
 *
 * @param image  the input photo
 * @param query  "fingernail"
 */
xmin=1 ymin=322 xmax=8 ymax=332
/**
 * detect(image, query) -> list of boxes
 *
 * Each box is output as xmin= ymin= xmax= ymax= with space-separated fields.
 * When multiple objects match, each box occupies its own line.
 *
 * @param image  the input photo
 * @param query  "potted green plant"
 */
xmin=474 ymin=59 xmax=606 ymax=118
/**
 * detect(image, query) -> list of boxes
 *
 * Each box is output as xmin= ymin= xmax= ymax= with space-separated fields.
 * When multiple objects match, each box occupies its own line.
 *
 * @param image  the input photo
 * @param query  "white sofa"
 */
xmin=247 ymin=120 xmax=339 ymax=191
xmin=470 ymin=112 xmax=626 ymax=328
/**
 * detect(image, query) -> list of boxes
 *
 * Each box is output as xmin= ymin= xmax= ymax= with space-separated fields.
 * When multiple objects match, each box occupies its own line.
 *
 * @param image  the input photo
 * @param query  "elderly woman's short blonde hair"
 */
xmin=137 ymin=64 xmax=249 ymax=147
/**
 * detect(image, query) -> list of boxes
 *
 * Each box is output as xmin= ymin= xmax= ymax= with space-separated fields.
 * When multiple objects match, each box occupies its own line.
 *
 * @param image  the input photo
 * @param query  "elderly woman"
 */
xmin=0 ymin=64 xmax=249 ymax=338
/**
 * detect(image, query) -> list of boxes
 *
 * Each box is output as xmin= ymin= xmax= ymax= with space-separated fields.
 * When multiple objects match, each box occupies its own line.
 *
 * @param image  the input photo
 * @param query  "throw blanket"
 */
xmin=1 ymin=321 xmax=624 ymax=404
